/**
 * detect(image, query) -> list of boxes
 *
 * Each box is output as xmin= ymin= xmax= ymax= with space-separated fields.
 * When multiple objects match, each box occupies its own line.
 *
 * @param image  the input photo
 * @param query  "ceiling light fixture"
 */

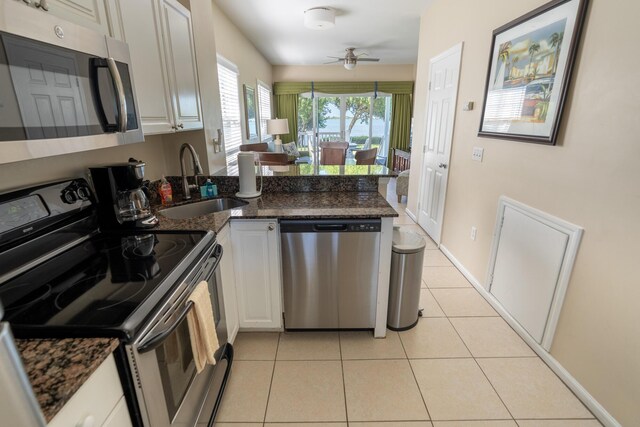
xmin=344 ymin=58 xmax=356 ymax=70
xmin=304 ymin=7 xmax=335 ymax=30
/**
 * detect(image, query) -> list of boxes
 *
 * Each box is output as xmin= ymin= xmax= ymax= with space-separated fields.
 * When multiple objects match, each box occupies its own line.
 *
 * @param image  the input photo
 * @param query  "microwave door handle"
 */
xmin=106 ymin=58 xmax=128 ymax=132
xmin=137 ymin=300 xmax=194 ymax=354
xmin=89 ymin=58 xmax=116 ymax=132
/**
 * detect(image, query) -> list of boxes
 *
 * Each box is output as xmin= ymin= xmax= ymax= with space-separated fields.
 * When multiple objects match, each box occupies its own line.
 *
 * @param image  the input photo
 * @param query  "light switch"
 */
xmin=472 ymin=146 xmax=484 ymax=162
xmin=463 ymin=101 xmax=474 ymax=111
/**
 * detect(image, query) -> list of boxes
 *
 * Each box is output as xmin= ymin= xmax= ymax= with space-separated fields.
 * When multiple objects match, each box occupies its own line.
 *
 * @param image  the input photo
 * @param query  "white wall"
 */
xmin=212 ymin=3 xmax=273 ymax=144
xmin=407 ymin=0 xmax=640 ymax=425
xmin=273 ymin=64 xmax=416 ymax=82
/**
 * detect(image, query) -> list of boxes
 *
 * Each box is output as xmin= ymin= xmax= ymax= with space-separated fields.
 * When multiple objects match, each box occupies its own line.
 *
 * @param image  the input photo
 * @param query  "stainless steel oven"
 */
xmin=126 ymin=242 xmax=231 ymax=427
xmin=0 ymin=0 xmax=143 ymax=164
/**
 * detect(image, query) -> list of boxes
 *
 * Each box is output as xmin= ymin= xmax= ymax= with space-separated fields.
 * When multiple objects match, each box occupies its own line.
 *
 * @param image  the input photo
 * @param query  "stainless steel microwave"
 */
xmin=0 ymin=0 xmax=143 ymax=164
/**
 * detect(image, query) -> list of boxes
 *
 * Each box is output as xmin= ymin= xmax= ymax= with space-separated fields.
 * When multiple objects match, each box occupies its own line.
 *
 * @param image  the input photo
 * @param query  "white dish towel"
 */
xmin=187 ymin=281 xmax=219 ymax=373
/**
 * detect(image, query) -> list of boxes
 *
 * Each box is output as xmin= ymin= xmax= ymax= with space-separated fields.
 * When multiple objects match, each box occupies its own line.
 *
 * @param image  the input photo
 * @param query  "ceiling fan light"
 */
xmin=344 ymin=61 xmax=356 ymax=70
xmin=304 ymin=7 xmax=335 ymax=30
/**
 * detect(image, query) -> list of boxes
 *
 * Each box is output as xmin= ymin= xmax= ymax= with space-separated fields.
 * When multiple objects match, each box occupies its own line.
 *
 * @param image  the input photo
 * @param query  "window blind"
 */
xmin=257 ymin=82 xmax=272 ymax=142
xmin=217 ymin=58 xmax=242 ymax=173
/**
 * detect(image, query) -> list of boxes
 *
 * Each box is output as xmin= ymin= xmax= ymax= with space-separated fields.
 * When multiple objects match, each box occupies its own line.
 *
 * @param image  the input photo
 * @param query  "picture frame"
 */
xmin=478 ymin=0 xmax=589 ymax=145
xmin=243 ymin=84 xmax=259 ymax=140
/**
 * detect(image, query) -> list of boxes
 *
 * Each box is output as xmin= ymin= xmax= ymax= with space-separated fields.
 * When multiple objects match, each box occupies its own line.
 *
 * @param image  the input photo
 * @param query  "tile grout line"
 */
xmin=444 ymin=312 xmax=517 ymax=422
xmin=338 ymin=332 xmax=349 ymax=425
xmin=397 ymin=324 xmax=433 ymax=422
xmin=261 ymin=332 xmax=281 ymax=424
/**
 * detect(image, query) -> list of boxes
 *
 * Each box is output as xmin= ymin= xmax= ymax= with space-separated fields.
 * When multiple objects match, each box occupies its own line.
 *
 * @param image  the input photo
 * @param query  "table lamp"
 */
xmin=266 ymin=118 xmax=289 ymax=152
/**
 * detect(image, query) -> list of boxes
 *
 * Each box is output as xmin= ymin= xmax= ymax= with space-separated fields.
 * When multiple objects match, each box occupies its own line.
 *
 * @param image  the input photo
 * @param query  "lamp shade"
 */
xmin=267 ymin=118 xmax=289 ymax=135
xmin=304 ymin=7 xmax=335 ymax=30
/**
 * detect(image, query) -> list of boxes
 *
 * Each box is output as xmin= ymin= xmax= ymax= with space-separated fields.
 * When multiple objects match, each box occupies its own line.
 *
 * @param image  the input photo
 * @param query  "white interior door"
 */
xmin=417 ymin=43 xmax=462 ymax=243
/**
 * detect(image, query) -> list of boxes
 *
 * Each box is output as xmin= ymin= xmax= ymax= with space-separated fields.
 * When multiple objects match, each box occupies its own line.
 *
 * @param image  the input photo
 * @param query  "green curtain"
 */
xmin=387 ymin=93 xmax=413 ymax=167
xmin=274 ymin=94 xmax=298 ymax=144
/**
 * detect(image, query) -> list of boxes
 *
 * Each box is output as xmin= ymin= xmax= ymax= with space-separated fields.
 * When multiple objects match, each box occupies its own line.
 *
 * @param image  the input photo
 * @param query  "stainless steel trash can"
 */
xmin=387 ymin=227 xmax=426 ymax=331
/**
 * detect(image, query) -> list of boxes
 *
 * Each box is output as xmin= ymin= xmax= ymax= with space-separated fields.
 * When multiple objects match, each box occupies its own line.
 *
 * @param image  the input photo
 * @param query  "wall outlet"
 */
xmin=470 ymin=226 xmax=477 ymax=241
xmin=472 ymin=146 xmax=484 ymax=162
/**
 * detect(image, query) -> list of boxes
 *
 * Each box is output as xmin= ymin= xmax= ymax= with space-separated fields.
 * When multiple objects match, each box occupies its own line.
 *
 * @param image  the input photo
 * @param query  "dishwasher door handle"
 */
xmin=313 ymin=224 xmax=348 ymax=232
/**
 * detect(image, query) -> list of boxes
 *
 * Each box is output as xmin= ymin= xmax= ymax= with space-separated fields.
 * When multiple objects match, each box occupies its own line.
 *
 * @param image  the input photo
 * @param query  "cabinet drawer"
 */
xmin=48 ymin=354 xmax=124 ymax=427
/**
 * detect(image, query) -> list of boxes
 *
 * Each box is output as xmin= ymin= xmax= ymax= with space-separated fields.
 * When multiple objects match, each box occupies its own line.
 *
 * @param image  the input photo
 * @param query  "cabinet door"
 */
xmin=160 ymin=0 xmax=203 ymax=131
xmin=101 ymin=397 xmax=132 ymax=427
xmin=112 ymin=0 xmax=174 ymax=134
xmin=217 ymin=224 xmax=239 ymax=343
xmin=47 ymin=355 xmax=124 ymax=427
xmin=230 ymin=220 xmax=282 ymax=329
xmin=46 ymin=0 xmax=112 ymax=36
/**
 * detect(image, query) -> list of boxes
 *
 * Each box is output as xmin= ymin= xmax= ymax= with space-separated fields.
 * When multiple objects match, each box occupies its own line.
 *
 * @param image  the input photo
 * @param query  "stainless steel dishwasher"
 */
xmin=280 ymin=219 xmax=381 ymax=329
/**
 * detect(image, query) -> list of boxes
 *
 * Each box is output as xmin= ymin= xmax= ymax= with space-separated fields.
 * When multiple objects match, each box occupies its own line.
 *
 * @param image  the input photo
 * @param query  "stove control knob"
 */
xmin=62 ymin=189 xmax=78 ymax=204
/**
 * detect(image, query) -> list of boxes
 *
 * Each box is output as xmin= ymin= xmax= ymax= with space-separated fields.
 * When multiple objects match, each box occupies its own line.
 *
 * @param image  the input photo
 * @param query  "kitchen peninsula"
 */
xmin=153 ymin=165 xmax=398 ymax=341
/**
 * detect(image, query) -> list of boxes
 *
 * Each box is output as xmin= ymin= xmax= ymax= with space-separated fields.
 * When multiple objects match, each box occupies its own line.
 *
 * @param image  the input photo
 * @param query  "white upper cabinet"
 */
xmin=160 ymin=0 xmax=203 ymax=131
xmin=111 ymin=0 xmax=202 ymax=134
xmin=43 ymin=0 xmax=113 ymax=36
xmin=111 ymin=0 xmax=174 ymax=134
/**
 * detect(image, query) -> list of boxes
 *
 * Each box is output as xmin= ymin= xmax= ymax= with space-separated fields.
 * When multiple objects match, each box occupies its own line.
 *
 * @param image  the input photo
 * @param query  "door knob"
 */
xmin=438 ymin=163 xmax=448 ymax=169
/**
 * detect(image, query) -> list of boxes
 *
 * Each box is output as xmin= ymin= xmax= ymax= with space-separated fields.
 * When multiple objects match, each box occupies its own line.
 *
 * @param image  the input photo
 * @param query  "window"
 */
xmin=297 ymin=93 xmax=392 ymax=164
xmin=217 ymin=56 xmax=242 ymax=174
xmin=257 ymin=81 xmax=272 ymax=142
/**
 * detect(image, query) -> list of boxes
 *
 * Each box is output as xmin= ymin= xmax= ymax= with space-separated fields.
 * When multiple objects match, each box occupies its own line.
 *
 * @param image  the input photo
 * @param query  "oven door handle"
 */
xmin=137 ymin=300 xmax=194 ymax=354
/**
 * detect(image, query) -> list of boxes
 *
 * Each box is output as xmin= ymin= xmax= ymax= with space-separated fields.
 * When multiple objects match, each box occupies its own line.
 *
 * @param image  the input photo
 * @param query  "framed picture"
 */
xmin=478 ymin=0 xmax=589 ymax=145
xmin=243 ymin=84 xmax=259 ymax=140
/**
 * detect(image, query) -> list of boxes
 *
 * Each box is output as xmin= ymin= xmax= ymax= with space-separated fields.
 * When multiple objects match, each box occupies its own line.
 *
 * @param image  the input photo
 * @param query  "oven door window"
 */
xmin=0 ymin=31 xmax=137 ymax=141
xmin=156 ymin=317 xmax=196 ymax=422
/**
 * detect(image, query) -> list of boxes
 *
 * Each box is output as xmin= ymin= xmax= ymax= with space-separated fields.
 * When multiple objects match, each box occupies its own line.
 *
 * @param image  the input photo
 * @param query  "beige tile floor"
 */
xmin=214 ymin=179 xmax=601 ymax=427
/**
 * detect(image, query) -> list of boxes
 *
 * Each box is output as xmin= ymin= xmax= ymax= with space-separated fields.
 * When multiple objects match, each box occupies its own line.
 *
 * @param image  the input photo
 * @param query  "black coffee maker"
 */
xmin=89 ymin=159 xmax=158 ymax=229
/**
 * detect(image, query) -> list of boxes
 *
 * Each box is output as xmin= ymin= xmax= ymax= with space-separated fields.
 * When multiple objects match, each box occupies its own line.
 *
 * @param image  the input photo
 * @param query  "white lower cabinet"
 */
xmin=48 ymin=354 xmax=131 ymax=427
xmin=217 ymin=223 xmax=239 ymax=343
xmin=230 ymin=220 xmax=283 ymax=330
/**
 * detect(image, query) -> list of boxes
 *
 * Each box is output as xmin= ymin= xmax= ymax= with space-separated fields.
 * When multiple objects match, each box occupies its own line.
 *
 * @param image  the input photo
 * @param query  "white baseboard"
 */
xmin=439 ymin=244 xmax=621 ymax=427
xmin=405 ymin=207 xmax=417 ymax=222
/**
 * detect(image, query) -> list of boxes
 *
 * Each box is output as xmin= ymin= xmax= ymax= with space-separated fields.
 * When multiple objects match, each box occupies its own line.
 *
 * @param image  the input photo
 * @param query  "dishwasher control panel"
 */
xmin=280 ymin=219 xmax=382 ymax=233
xmin=347 ymin=223 xmax=381 ymax=232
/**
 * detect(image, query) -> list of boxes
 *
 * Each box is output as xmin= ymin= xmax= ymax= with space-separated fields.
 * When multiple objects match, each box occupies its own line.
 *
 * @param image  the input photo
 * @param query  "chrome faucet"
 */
xmin=179 ymin=143 xmax=203 ymax=200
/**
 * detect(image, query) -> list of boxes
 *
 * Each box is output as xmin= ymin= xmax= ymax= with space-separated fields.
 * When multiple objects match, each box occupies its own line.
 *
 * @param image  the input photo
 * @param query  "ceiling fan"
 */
xmin=326 ymin=47 xmax=380 ymax=70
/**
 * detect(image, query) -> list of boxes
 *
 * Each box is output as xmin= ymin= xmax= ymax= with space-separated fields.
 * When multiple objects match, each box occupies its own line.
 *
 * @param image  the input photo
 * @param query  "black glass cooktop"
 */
xmin=0 ymin=230 xmax=207 ymax=340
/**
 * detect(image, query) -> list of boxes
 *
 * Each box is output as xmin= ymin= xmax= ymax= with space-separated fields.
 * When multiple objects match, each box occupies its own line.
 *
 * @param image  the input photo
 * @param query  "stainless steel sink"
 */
xmin=159 ymin=198 xmax=248 ymax=220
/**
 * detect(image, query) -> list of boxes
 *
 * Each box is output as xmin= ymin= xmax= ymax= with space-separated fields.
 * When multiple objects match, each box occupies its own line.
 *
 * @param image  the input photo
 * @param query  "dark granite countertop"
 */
xmin=228 ymin=164 xmax=396 ymax=177
xmin=155 ymin=191 xmax=399 ymax=233
xmin=15 ymin=337 xmax=119 ymax=422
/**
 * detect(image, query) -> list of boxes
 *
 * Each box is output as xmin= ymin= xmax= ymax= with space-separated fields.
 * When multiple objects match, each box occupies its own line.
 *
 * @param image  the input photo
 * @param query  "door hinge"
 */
xmin=428 ymin=81 xmax=431 ymax=90
xmin=488 ymin=274 xmax=494 ymax=287
xmin=422 ymin=145 xmax=427 ymax=154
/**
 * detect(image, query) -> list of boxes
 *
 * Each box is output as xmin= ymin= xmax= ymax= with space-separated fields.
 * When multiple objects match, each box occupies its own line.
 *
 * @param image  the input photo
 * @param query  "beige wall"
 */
xmin=0 ymin=135 xmax=167 ymax=192
xmin=407 ymin=0 xmax=640 ymax=425
xmin=212 ymin=3 xmax=273 ymax=145
xmin=273 ymin=64 xmax=416 ymax=82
